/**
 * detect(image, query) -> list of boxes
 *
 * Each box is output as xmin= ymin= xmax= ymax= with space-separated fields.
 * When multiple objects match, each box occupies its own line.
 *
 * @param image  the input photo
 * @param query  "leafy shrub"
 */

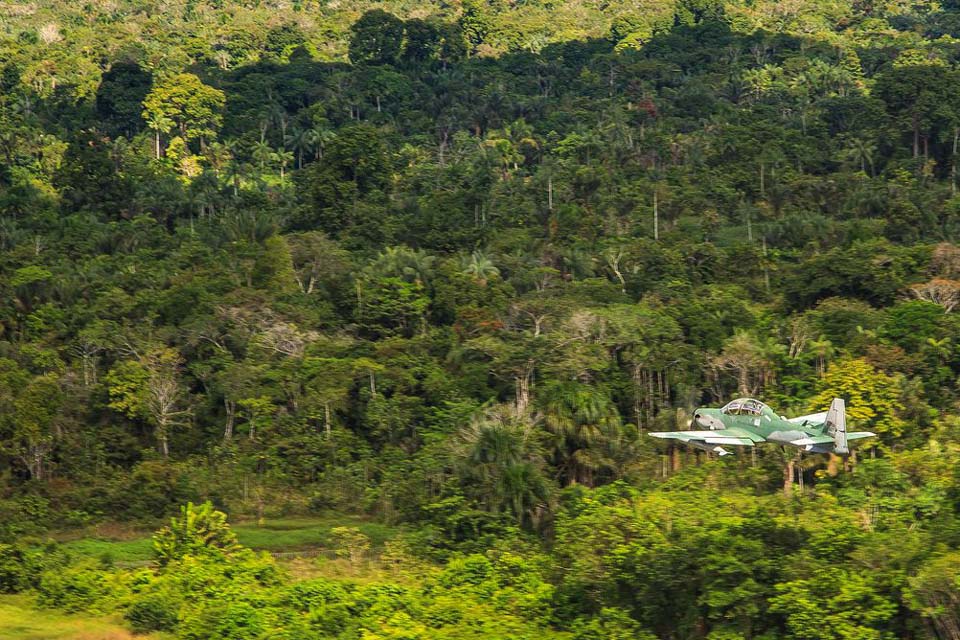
xmin=0 ymin=496 xmax=53 ymax=541
xmin=179 ymin=600 xmax=268 ymax=640
xmin=125 ymin=590 xmax=182 ymax=633
xmin=571 ymin=607 xmax=656 ymax=640
xmin=0 ymin=544 xmax=32 ymax=592
xmin=283 ymin=579 xmax=354 ymax=636
xmin=153 ymin=501 xmax=240 ymax=566
xmin=36 ymin=561 xmax=125 ymax=613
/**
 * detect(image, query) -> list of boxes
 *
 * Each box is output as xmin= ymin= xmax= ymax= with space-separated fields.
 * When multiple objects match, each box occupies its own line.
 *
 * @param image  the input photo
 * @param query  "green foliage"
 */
xmin=6 ymin=0 xmax=960 ymax=636
xmin=571 ymin=607 xmax=656 ymax=640
xmin=142 ymin=73 xmax=225 ymax=145
xmin=329 ymin=526 xmax=370 ymax=565
xmin=906 ymin=551 xmax=960 ymax=639
xmin=36 ymin=561 xmax=125 ymax=614
xmin=152 ymin=501 xmax=241 ymax=566
xmin=0 ymin=544 xmax=55 ymax=593
xmin=125 ymin=590 xmax=181 ymax=633
xmin=349 ymin=10 xmax=405 ymax=66
xmin=769 ymin=568 xmax=897 ymax=640
xmin=96 ymin=61 xmax=153 ymax=137
xmin=809 ymin=358 xmax=906 ymax=441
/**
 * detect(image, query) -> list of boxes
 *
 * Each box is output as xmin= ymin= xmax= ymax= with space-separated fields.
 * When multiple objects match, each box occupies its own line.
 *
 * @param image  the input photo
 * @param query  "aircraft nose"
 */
xmin=695 ymin=412 xmax=723 ymax=430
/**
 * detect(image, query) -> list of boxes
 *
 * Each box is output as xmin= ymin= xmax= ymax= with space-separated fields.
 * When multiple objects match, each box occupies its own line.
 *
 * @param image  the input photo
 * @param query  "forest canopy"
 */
xmin=3 ymin=0 xmax=960 ymax=637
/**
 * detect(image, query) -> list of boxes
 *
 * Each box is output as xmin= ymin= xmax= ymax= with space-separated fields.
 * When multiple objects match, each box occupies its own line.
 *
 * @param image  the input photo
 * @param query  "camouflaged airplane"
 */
xmin=649 ymin=397 xmax=875 ymax=457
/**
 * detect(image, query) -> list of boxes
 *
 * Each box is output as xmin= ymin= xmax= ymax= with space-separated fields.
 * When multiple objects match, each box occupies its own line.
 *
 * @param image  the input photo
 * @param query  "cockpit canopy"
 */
xmin=721 ymin=398 xmax=769 ymax=416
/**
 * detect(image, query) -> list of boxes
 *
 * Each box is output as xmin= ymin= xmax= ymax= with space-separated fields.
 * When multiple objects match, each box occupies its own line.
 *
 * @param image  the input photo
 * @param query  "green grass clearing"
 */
xmin=59 ymin=515 xmax=398 ymax=564
xmin=0 ymin=594 xmax=171 ymax=640
xmin=233 ymin=515 xmax=397 ymax=550
xmin=60 ymin=537 xmax=154 ymax=564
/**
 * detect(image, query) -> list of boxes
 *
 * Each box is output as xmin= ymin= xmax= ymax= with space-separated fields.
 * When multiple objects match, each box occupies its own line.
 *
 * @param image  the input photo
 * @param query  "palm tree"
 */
xmin=145 ymin=112 xmax=174 ymax=159
xmin=204 ymin=141 xmax=233 ymax=180
xmin=310 ymin=125 xmax=336 ymax=160
xmin=259 ymin=102 xmax=288 ymax=144
xmin=461 ymin=251 xmax=499 ymax=285
xmin=484 ymin=136 xmax=522 ymax=179
xmin=808 ymin=334 xmax=835 ymax=377
xmin=453 ymin=404 xmax=550 ymax=528
xmin=368 ymin=246 xmax=435 ymax=286
xmin=541 ymin=382 xmax=623 ymax=487
xmin=285 ymin=127 xmax=318 ymax=169
xmin=224 ymin=158 xmax=244 ymax=197
xmin=926 ymin=337 xmax=952 ymax=365
xmin=274 ymin=149 xmax=294 ymax=183
xmin=251 ymin=140 xmax=273 ymax=174
xmin=840 ymin=135 xmax=876 ymax=176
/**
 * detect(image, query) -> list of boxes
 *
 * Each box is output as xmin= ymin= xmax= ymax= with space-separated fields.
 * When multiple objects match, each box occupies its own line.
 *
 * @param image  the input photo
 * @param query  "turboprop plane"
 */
xmin=649 ymin=397 xmax=875 ymax=456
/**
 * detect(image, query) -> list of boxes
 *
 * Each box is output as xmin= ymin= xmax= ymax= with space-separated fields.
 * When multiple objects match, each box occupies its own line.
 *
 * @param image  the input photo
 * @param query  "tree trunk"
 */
xmin=826 ymin=453 xmax=840 ymax=476
xmin=913 ymin=113 xmax=920 ymax=158
xmin=762 ymin=236 xmax=770 ymax=294
xmin=953 ymin=127 xmax=959 ymax=195
xmin=738 ymin=368 xmax=750 ymax=397
xmin=783 ymin=456 xmax=794 ymax=496
xmin=515 ymin=370 xmax=531 ymax=416
xmin=23 ymin=445 xmax=46 ymax=481
xmin=224 ymin=398 xmax=235 ymax=441
xmin=633 ymin=366 xmax=643 ymax=436
xmin=158 ymin=421 xmax=169 ymax=458
xmin=653 ymin=189 xmax=659 ymax=241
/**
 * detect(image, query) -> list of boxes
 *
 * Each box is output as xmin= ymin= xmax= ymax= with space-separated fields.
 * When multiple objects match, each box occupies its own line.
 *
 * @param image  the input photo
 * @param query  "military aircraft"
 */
xmin=649 ymin=397 xmax=875 ymax=456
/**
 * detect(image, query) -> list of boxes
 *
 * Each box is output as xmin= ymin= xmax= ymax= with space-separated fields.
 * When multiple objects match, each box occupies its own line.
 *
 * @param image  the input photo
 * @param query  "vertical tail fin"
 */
xmin=824 ymin=398 xmax=848 ymax=455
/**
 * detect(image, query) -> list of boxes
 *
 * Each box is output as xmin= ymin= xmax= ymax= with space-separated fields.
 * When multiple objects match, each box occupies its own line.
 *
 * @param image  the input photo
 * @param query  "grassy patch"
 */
xmin=0 ymin=594 xmax=170 ymax=640
xmin=58 ymin=514 xmax=399 ymax=564
xmin=61 ymin=537 xmax=155 ymax=564
xmin=233 ymin=515 xmax=397 ymax=551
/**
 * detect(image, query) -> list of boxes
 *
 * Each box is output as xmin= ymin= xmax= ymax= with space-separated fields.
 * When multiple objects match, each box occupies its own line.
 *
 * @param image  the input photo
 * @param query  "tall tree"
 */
xmin=142 ymin=73 xmax=225 ymax=149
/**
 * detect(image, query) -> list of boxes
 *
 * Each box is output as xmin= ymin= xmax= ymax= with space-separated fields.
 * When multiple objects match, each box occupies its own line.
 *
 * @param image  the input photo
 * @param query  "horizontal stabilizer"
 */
xmin=790 ymin=435 xmax=835 ymax=446
xmin=787 ymin=411 xmax=827 ymax=425
xmin=847 ymin=431 xmax=876 ymax=441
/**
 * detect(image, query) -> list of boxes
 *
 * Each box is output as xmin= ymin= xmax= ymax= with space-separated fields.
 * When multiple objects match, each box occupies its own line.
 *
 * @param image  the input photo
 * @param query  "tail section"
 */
xmin=824 ymin=398 xmax=848 ymax=455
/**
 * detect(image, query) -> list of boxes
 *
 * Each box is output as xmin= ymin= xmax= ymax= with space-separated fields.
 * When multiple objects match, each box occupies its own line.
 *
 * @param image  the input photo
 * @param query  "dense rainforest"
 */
xmin=4 ymin=0 xmax=960 ymax=637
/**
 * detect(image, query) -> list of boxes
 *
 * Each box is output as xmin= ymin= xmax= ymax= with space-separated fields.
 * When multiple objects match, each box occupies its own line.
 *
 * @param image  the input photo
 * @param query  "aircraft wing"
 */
xmin=789 ymin=432 xmax=875 ymax=447
xmin=648 ymin=429 xmax=758 ymax=447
